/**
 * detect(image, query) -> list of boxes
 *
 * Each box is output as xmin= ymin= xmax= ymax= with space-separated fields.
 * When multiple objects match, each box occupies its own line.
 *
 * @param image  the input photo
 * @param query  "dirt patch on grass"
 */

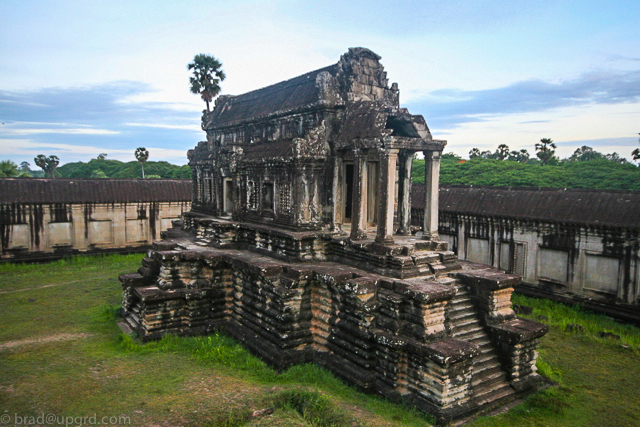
xmin=0 ymin=333 xmax=91 ymax=350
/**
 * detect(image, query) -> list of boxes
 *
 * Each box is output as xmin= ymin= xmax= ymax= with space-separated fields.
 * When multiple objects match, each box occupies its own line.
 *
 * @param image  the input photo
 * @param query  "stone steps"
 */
xmin=446 ymin=283 xmax=515 ymax=409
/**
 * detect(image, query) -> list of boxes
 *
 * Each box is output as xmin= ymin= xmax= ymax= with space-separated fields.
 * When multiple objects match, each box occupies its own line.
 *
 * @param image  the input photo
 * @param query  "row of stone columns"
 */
xmin=347 ymin=148 xmax=441 ymax=243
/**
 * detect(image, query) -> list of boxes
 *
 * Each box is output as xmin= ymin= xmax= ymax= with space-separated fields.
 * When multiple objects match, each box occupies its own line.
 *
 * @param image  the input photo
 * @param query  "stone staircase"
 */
xmin=446 ymin=283 xmax=515 ymax=408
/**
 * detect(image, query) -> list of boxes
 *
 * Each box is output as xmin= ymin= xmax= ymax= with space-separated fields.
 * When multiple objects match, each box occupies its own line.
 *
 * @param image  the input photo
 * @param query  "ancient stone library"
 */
xmin=120 ymin=48 xmax=548 ymax=423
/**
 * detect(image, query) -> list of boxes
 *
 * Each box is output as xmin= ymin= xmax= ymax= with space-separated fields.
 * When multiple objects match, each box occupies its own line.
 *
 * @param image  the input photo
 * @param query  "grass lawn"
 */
xmin=1 ymin=254 xmax=639 ymax=426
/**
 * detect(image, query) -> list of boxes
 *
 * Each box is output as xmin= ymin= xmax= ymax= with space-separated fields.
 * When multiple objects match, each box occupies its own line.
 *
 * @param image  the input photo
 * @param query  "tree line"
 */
xmin=467 ymin=138 xmax=633 ymax=166
xmin=1 ymin=147 xmax=190 ymax=179
xmin=413 ymin=139 xmax=640 ymax=190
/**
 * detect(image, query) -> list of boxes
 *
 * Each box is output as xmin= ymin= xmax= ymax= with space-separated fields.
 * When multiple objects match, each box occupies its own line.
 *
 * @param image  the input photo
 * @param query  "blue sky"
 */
xmin=1 ymin=0 xmax=639 ymax=166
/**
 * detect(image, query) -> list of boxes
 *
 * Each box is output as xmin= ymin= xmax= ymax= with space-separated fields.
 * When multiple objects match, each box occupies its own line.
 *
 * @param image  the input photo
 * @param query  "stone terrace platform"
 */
xmin=121 ymin=221 xmax=548 ymax=424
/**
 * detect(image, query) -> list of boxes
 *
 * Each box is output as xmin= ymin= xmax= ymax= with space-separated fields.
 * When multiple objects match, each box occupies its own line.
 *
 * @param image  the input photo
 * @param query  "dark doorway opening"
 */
xmin=344 ymin=164 xmax=354 ymax=222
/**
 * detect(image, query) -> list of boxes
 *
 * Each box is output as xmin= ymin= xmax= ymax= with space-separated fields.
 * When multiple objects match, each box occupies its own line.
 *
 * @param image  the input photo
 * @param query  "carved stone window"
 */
xmin=279 ymin=183 xmax=291 ymax=213
xmin=204 ymin=177 xmax=213 ymax=203
xmin=262 ymin=182 xmax=274 ymax=212
xmin=247 ymin=180 xmax=258 ymax=210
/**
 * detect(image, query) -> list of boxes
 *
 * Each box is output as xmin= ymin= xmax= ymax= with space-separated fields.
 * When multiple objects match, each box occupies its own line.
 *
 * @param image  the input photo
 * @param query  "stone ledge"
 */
xmin=373 ymin=330 xmax=480 ymax=367
xmin=395 ymin=281 xmax=456 ymax=303
xmin=488 ymin=318 xmax=549 ymax=345
xmin=455 ymin=269 xmax=521 ymax=290
xmin=133 ymin=286 xmax=185 ymax=302
xmin=408 ymin=338 xmax=481 ymax=367
xmin=118 ymin=273 xmax=145 ymax=288
xmin=152 ymin=241 xmax=178 ymax=251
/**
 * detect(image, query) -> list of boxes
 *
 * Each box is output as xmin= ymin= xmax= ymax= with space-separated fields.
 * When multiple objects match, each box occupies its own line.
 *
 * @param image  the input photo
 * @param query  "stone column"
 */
xmin=376 ymin=149 xmax=399 ymax=243
xmin=350 ymin=149 xmax=368 ymax=240
xmin=396 ymin=152 xmax=413 ymax=235
xmin=331 ymin=155 xmax=342 ymax=231
xmin=423 ymin=150 xmax=441 ymax=240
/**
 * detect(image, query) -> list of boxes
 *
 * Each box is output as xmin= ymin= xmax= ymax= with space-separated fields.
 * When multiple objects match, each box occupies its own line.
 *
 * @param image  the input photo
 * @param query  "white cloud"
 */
xmin=124 ymin=122 xmax=201 ymax=131
xmin=1 ymin=128 xmax=120 ymax=136
xmin=0 ymin=139 xmax=189 ymax=165
xmin=438 ymin=103 xmax=640 ymax=159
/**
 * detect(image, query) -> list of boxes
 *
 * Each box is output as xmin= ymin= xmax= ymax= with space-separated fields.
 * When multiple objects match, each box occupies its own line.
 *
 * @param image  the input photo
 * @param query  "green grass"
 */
xmin=1 ymin=256 xmax=640 ymax=426
xmin=512 ymin=293 xmax=640 ymax=353
xmin=0 ymin=254 xmax=432 ymax=427
xmin=470 ymin=294 xmax=640 ymax=427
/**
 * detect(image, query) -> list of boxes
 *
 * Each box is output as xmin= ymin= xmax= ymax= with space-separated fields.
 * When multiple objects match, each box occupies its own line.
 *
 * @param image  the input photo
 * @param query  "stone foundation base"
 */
xmin=120 ymin=223 xmax=548 ymax=424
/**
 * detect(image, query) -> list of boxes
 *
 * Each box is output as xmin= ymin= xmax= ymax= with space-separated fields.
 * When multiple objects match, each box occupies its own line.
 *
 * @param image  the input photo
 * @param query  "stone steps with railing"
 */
xmin=446 ymin=284 xmax=516 ymax=409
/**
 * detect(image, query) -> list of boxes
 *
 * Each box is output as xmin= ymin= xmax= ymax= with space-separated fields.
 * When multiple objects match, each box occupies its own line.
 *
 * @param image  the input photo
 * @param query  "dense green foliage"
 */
xmin=0 ymin=160 xmax=29 ymax=177
xmin=413 ymin=156 xmax=640 ymax=190
xmin=56 ymin=159 xmax=191 ymax=179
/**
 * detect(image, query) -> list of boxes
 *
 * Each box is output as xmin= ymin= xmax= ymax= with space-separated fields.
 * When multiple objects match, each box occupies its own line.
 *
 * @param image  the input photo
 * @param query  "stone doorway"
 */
xmin=223 ymin=178 xmax=233 ymax=215
xmin=343 ymin=163 xmax=354 ymax=223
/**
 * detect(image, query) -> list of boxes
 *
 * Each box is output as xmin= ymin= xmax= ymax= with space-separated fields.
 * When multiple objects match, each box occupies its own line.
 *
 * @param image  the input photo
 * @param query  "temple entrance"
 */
xmin=223 ymin=178 xmax=233 ymax=215
xmin=343 ymin=163 xmax=354 ymax=223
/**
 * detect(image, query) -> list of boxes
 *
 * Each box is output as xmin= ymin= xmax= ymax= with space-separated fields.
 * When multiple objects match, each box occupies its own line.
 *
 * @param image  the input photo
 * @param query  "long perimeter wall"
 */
xmin=412 ymin=185 xmax=640 ymax=323
xmin=0 ymin=179 xmax=191 ymax=261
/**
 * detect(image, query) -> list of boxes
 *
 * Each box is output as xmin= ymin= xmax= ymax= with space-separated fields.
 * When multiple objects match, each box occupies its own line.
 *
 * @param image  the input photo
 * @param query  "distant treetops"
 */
xmin=467 ymin=137 xmax=634 ymax=166
xmin=34 ymin=155 xmax=60 ymax=178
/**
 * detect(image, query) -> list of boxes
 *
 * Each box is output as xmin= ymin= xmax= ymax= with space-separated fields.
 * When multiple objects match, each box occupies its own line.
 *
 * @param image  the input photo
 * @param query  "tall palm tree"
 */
xmin=135 ymin=147 xmax=149 ymax=179
xmin=535 ymin=138 xmax=557 ymax=166
xmin=188 ymin=54 xmax=226 ymax=112
xmin=495 ymin=144 xmax=510 ymax=160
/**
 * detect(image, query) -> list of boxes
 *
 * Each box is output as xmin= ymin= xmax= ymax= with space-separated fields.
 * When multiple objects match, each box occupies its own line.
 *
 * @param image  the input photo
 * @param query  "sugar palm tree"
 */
xmin=535 ymin=138 xmax=557 ymax=166
xmin=188 ymin=54 xmax=226 ymax=112
xmin=135 ymin=147 xmax=149 ymax=179
xmin=495 ymin=144 xmax=510 ymax=160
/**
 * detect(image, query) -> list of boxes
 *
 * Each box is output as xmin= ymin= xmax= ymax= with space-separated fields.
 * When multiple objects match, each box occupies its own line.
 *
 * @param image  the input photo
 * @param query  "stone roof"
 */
xmin=412 ymin=185 xmax=640 ymax=229
xmin=204 ymin=65 xmax=335 ymax=127
xmin=0 ymin=178 xmax=191 ymax=204
xmin=202 ymin=47 xmax=399 ymax=130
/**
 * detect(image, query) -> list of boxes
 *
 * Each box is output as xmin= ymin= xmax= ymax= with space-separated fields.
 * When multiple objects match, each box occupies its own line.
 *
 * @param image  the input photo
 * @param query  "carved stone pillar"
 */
xmin=423 ymin=150 xmax=441 ymax=240
xmin=350 ymin=149 xmax=368 ymax=240
xmin=376 ymin=149 xmax=399 ymax=243
xmin=331 ymin=155 xmax=342 ymax=232
xmin=396 ymin=153 xmax=413 ymax=235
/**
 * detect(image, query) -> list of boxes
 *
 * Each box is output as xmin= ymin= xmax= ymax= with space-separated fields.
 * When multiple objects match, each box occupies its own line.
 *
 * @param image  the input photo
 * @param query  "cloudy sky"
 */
xmin=1 ymin=0 xmax=639 ymax=166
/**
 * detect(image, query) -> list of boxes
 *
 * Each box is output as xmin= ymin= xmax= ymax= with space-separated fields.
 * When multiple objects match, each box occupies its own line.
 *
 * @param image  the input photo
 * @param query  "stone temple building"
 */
xmin=121 ymin=48 xmax=548 ymax=423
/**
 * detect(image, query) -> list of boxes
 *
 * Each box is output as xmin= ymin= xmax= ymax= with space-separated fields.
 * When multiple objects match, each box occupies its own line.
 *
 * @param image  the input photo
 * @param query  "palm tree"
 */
xmin=469 ymin=148 xmax=481 ymax=159
xmin=34 ymin=155 xmax=60 ymax=178
xmin=495 ymin=144 xmax=510 ymax=160
xmin=135 ymin=147 xmax=149 ymax=179
xmin=632 ymin=133 xmax=640 ymax=164
xmin=188 ymin=54 xmax=226 ymax=111
xmin=535 ymin=138 xmax=557 ymax=166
